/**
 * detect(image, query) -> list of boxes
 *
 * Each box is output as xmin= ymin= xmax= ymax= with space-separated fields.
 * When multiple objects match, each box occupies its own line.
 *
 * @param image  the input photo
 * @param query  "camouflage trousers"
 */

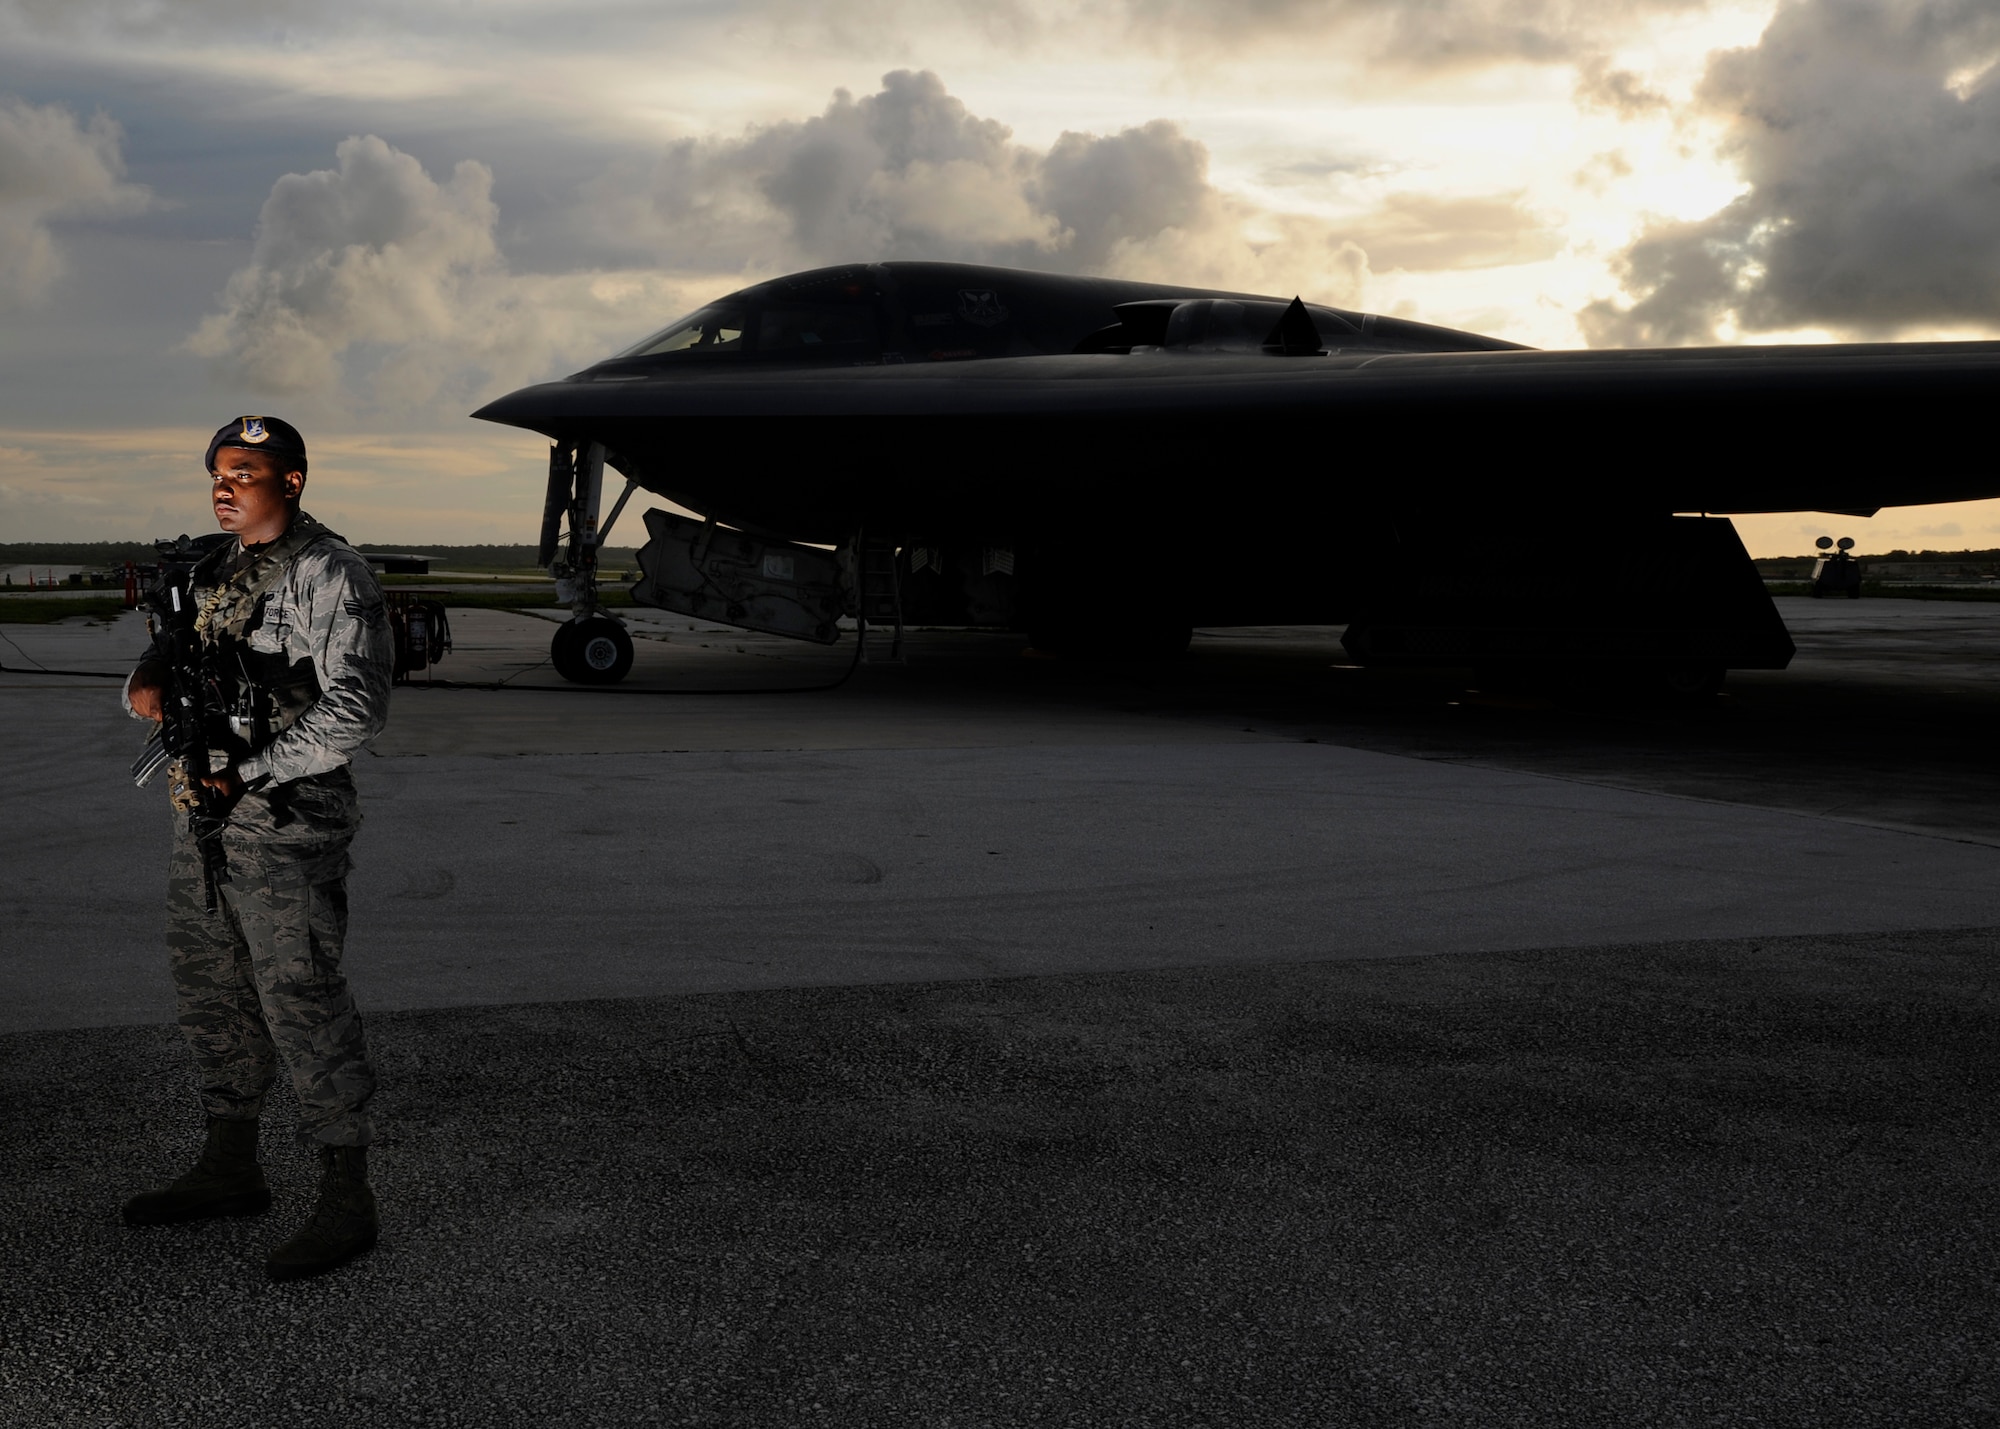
xmin=165 ymin=771 xmax=376 ymax=1147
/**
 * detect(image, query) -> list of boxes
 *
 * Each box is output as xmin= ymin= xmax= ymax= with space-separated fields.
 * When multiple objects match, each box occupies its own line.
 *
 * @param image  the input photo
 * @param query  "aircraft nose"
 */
xmin=469 ymin=390 xmax=525 ymax=425
xmin=470 ymin=383 xmax=566 ymax=430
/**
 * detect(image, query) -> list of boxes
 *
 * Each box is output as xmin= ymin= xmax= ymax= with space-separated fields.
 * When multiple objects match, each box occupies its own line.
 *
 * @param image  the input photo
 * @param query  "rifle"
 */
xmin=132 ymin=534 xmax=234 ymax=911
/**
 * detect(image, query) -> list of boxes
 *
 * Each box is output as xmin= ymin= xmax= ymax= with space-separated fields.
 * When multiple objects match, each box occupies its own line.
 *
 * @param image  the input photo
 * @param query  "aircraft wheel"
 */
xmin=552 ymin=616 xmax=633 ymax=685
xmin=549 ymin=626 xmax=579 ymax=681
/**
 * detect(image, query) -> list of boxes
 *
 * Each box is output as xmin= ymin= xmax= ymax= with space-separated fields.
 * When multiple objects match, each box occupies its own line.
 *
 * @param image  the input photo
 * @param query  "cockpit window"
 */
xmin=759 ymin=305 xmax=880 ymax=360
xmin=616 ymin=306 xmax=748 ymax=359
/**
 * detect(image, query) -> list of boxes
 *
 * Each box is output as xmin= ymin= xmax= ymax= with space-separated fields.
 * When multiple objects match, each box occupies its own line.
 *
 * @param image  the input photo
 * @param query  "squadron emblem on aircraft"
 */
xmin=956 ymin=289 xmax=1008 ymax=327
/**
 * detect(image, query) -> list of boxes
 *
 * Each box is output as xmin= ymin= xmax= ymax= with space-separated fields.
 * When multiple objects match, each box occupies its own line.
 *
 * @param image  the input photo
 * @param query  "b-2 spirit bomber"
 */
xmin=472 ymin=261 xmax=2000 ymax=694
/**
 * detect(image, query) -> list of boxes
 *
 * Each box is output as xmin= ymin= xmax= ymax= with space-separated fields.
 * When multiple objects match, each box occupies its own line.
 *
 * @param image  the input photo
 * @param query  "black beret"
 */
xmin=205 ymin=415 xmax=308 ymax=478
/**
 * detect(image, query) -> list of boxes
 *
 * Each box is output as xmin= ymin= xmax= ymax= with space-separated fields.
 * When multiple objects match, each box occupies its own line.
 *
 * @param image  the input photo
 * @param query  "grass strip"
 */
xmin=424 ymin=587 xmax=638 ymax=612
xmin=1767 ymin=581 xmax=2000 ymax=602
xmin=0 ymin=596 xmax=132 ymax=624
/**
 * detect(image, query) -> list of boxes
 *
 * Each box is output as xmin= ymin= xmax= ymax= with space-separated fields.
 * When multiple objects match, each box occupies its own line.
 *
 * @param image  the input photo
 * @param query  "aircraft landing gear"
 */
xmin=543 ymin=439 xmax=643 ymax=684
xmin=552 ymin=615 xmax=634 ymax=685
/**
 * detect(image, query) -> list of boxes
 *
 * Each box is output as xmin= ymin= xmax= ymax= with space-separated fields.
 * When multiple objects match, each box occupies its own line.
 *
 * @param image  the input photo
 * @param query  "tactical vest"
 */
xmin=188 ymin=512 xmax=341 ymax=765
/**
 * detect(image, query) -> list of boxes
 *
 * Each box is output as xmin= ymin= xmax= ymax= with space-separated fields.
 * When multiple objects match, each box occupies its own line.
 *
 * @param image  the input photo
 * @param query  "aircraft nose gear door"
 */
xmin=545 ymin=439 xmax=639 ymax=684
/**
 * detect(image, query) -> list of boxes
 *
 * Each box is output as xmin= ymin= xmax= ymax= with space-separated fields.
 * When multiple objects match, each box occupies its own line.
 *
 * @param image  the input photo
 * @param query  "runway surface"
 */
xmin=3 ymin=597 xmax=1996 ymax=1425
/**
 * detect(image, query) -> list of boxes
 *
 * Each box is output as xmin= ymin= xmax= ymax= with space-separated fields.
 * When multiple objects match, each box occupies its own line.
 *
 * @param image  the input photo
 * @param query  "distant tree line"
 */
xmin=346 ymin=543 xmax=638 ymax=568
xmin=2 ymin=541 xmax=159 ymax=567
xmin=1863 ymin=548 xmax=2000 ymax=563
xmin=1753 ymin=549 xmax=2000 ymax=574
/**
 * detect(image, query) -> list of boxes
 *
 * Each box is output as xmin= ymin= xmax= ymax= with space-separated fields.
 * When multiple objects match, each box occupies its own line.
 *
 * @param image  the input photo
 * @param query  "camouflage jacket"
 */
xmin=131 ymin=513 xmax=394 ymax=792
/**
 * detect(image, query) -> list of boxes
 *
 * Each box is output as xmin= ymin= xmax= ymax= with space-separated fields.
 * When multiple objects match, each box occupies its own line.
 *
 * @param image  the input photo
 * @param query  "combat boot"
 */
xmin=265 ymin=1145 xmax=379 ymax=1281
xmin=122 ymin=1117 xmax=271 ymax=1226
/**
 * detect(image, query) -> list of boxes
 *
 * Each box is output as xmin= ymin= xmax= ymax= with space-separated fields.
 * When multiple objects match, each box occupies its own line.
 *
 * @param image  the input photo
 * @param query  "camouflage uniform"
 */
xmin=145 ymin=513 xmax=394 ymax=1147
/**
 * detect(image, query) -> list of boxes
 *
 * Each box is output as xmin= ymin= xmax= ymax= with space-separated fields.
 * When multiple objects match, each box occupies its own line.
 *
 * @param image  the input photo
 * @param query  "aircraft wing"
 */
xmin=475 ymin=339 xmax=2000 ymax=533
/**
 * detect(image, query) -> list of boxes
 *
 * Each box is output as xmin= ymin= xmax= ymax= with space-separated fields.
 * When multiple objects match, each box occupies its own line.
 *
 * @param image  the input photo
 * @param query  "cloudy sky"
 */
xmin=2 ymin=0 xmax=1997 ymax=554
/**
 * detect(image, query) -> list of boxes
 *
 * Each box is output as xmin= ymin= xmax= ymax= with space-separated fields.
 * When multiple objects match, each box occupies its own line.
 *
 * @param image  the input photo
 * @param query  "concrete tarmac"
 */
xmin=2 ymin=598 xmax=1997 ymax=1425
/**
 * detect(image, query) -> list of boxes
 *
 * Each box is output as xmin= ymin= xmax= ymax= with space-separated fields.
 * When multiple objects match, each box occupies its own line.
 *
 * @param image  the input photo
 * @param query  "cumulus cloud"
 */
xmin=0 ymin=97 xmax=150 ymax=306
xmin=186 ymin=136 xmax=501 ymax=392
xmin=185 ymin=135 xmax=690 ymax=404
xmin=591 ymin=72 xmax=1123 ymax=272
xmin=1037 ymin=120 xmax=1215 ymax=269
xmin=1573 ymin=149 xmax=1633 ymax=195
xmin=185 ymin=74 xmax=1566 ymax=410
xmin=1582 ymin=0 xmax=2000 ymax=345
xmin=1573 ymin=56 xmax=1671 ymax=115
xmin=594 ymin=70 xmax=1537 ymax=307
